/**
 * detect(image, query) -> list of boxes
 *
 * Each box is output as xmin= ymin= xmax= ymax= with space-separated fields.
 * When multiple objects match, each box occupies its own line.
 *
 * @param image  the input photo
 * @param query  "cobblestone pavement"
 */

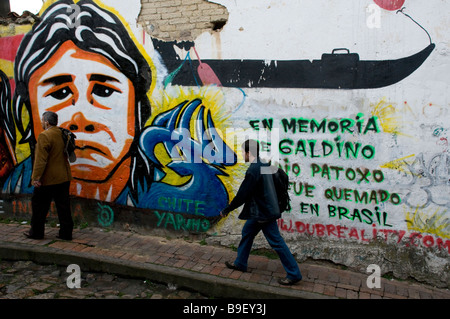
xmin=0 ymin=260 xmax=208 ymax=299
xmin=1 ymin=223 xmax=449 ymax=299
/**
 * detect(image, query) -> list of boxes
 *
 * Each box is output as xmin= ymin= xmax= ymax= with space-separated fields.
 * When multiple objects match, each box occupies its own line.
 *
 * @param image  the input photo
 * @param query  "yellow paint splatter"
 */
xmin=405 ymin=206 xmax=450 ymax=239
xmin=371 ymin=98 xmax=413 ymax=137
xmin=380 ymin=154 xmax=415 ymax=172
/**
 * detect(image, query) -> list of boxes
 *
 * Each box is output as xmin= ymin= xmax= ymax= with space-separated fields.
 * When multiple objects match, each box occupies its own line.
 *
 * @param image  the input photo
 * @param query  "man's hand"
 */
xmin=32 ymin=180 xmax=42 ymax=188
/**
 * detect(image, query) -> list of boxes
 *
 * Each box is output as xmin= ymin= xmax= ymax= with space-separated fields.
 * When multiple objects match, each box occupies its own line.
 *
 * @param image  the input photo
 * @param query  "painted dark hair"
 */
xmin=1 ymin=0 xmax=154 ymax=201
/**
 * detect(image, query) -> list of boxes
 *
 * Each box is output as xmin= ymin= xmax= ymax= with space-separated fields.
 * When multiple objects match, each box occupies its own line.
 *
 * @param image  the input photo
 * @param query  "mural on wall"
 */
xmin=153 ymin=0 xmax=434 ymax=89
xmin=244 ymin=107 xmax=450 ymax=260
xmin=247 ymin=98 xmax=449 ymax=255
xmin=277 ymin=98 xmax=447 ymax=247
xmin=0 ymin=0 xmax=238 ymax=218
xmin=154 ymin=40 xmax=435 ymax=89
xmin=0 ymin=0 xmax=447 ymax=287
xmin=0 ymin=0 xmax=447 ymax=253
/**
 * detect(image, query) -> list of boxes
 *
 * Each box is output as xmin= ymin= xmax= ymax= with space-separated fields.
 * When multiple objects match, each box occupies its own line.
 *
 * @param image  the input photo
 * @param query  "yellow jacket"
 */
xmin=32 ymin=126 xmax=72 ymax=186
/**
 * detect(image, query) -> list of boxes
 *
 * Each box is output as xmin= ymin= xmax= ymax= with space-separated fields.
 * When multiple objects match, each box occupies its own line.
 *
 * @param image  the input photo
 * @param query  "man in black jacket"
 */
xmin=220 ymin=140 xmax=302 ymax=285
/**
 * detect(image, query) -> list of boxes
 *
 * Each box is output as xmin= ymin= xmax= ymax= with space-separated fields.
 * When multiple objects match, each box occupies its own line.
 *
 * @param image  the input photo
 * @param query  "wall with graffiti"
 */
xmin=0 ymin=0 xmax=449 ymax=287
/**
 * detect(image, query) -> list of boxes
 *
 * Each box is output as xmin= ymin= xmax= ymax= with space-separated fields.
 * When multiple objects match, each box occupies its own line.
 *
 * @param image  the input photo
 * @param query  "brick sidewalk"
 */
xmin=0 ymin=222 xmax=449 ymax=299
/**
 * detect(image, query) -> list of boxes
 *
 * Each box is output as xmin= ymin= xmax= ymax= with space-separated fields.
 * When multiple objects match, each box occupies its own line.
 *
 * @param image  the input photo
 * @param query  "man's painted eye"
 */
xmin=92 ymin=84 xmax=119 ymax=98
xmin=47 ymin=87 xmax=73 ymax=100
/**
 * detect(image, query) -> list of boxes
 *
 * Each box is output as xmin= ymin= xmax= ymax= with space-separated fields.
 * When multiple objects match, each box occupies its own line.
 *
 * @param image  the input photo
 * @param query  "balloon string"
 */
xmin=396 ymin=7 xmax=432 ymax=44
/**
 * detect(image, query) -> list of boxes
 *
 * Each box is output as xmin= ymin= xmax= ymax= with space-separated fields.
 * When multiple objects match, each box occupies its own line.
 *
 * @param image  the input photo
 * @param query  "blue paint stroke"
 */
xmin=138 ymin=99 xmax=237 ymax=217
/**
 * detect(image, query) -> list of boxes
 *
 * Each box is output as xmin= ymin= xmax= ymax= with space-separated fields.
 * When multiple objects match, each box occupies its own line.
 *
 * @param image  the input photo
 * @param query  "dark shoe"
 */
xmin=278 ymin=277 xmax=302 ymax=286
xmin=23 ymin=231 xmax=44 ymax=240
xmin=56 ymin=235 xmax=72 ymax=241
xmin=225 ymin=261 xmax=246 ymax=272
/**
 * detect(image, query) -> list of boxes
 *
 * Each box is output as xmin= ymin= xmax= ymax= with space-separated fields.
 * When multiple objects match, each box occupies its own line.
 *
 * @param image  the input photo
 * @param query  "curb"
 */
xmin=0 ymin=241 xmax=331 ymax=299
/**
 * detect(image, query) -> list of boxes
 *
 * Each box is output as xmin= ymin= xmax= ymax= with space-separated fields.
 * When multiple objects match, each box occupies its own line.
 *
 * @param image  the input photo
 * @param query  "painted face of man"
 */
xmin=28 ymin=41 xmax=136 ymax=182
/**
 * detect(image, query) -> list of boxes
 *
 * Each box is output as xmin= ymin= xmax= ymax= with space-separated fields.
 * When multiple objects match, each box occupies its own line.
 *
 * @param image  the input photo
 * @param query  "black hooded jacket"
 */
xmin=222 ymin=159 xmax=280 ymax=221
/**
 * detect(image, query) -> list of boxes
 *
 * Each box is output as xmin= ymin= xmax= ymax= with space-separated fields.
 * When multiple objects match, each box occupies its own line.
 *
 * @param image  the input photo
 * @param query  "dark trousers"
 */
xmin=234 ymin=219 xmax=302 ymax=280
xmin=30 ymin=181 xmax=73 ymax=239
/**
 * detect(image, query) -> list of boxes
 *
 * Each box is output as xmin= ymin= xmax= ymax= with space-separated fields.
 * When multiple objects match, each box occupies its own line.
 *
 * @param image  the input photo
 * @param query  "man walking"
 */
xmin=24 ymin=111 xmax=73 ymax=240
xmin=220 ymin=139 xmax=302 ymax=285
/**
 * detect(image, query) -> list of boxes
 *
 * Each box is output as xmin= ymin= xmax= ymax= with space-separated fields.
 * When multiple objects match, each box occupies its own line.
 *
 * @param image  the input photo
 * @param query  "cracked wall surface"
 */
xmin=138 ymin=0 xmax=228 ymax=41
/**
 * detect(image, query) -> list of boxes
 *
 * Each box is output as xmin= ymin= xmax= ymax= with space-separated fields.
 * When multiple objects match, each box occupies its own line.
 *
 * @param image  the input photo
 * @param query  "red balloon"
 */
xmin=373 ymin=0 xmax=406 ymax=11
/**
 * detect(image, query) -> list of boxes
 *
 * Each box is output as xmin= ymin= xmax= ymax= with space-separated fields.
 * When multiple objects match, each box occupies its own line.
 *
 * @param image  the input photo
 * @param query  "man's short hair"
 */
xmin=242 ymin=139 xmax=259 ymax=158
xmin=43 ymin=111 xmax=58 ymax=126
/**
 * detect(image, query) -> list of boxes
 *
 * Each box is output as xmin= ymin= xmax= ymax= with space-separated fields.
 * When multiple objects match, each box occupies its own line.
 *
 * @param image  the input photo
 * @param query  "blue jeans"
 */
xmin=234 ymin=219 xmax=302 ymax=281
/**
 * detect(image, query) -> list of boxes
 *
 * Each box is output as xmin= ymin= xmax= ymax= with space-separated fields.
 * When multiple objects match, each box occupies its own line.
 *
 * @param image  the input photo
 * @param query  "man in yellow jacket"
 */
xmin=24 ymin=111 xmax=73 ymax=240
